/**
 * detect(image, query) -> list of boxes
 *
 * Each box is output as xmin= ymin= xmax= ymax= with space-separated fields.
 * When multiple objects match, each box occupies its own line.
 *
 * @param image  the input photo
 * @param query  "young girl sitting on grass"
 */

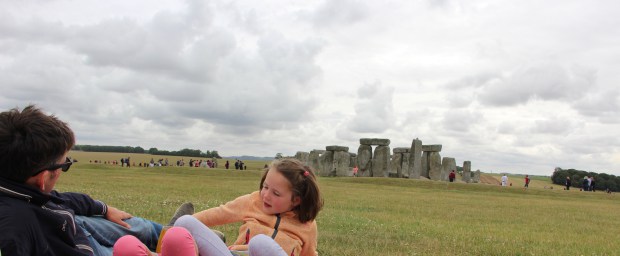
xmin=114 ymin=158 xmax=324 ymax=256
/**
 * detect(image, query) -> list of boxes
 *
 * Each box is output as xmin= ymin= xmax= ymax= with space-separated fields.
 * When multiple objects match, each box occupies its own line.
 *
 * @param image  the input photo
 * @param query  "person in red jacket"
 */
xmin=524 ymin=175 xmax=531 ymax=189
xmin=449 ymin=170 xmax=456 ymax=182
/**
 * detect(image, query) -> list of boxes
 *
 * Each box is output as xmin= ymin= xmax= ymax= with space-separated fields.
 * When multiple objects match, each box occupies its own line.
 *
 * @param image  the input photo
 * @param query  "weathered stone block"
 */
xmin=420 ymin=151 xmax=429 ymax=178
xmin=408 ymin=138 xmax=422 ymax=179
xmin=390 ymin=153 xmax=402 ymax=177
xmin=294 ymin=151 xmax=310 ymax=165
xmin=319 ymin=151 xmax=334 ymax=176
xmin=401 ymin=152 xmax=410 ymax=178
xmin=334 ymin=151 xmax=352 ymax=176
xmin=360 ymin=138 xmax=391 ymax=146
xmin=357 ymin=145 xmax=372 ymax=177
xmin=462 ymin=161 xmax=472 ymax=183
xmin=349 ymin=156 xmax=357 ymax=168
xmin=428 ymin=152 xmax=442 ymax=180
xmin=393 ymin=147 xmax=410 ymax=153
xmin=326 ymin=145 xmax=349 ymax=152
xmin=372 ymin=145 xmax=390 ymax=177
xmin=308 ymin=150 xmax=323 ymax=173
xmin=421 ymin=144 xmax=442 ymax=152
xmin=441 ymin=157 xmax=456 ymax=181
xmin=473 ymin=169 xmax=481 ymax=183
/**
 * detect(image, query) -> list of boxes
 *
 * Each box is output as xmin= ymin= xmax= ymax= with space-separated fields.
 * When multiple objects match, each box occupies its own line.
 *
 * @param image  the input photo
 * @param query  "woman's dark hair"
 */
xmin=0 ymin=105 xmax=75 ymax=182
xmin=260 ymin=158 xmax=323 ymax=223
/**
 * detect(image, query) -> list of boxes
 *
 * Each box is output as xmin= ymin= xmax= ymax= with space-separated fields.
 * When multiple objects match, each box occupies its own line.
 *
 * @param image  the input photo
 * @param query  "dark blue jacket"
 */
xmin=0 ymin=177 xmax=108 ymax=256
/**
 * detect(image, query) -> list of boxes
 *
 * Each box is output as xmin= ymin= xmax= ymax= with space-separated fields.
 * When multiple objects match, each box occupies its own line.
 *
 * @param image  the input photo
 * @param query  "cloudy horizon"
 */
xmin=1 ymin=0 xmax=619 ymax=176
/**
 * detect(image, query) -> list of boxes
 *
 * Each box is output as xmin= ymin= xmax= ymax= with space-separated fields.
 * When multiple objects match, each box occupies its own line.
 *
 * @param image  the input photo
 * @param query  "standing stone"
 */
xmin=372 ymin=146 xmax=390 ymax=177
xmin=319 ymin=150 xmax=334 ymax=176
xmin=390 ymin=151 xmax=403 ymax=177
xmin=294 ymin=151 xmax=310 ymax=166
xmin=441 ymin=157 xmax=457 ymax=181
xmin=420 ymin=151 xmax=430 ymax=178
xmin=392 ymin=147 xmax=409 ymax=177
xmin=473 ymin=169 xmax=481 ymax=183
xmin=334 ymin=150 xmax=351 ymax=176
xmin=428 ymin=152 xmax=442 ymax=180
xmin=408 ymin=139 xmax=422 ymax=179
xmin=308 ymin=150 xmax=324 ymax=173
xmin=349 ymin=153 xmax=357 ymax=168
xmin=401 ymin=152 xmax=410 ymax=178
xmin=462 ymin=161 xmax=472 ymax=183
xmin=357 ymin=145 xmax=372 ymax=177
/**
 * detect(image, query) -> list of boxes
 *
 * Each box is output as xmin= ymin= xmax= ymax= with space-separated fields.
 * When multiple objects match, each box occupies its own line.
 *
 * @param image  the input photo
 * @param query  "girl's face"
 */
xmin=260 ymin=169 xmax=301 ymax=215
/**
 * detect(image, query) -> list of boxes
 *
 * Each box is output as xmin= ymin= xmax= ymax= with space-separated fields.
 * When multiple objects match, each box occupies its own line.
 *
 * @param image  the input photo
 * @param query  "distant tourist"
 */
xmin=225 ymin=160 xmax=230 ymax=169
xmin=524 ymin=175 xmax=530 ymax=188
xmin=353 ymin=165 xmax=359 ymax=177
xmin=449 ymin=170 xmax=456 ymax=182
xmin=501 ymin=174 xmax=508 ymax=186
xmin=590 ymin=177 xmax=596 ymax=192
xmin=583 ymin=176 xmax=589 ymax=191
xmin=565 ymin=176 xmax=571 ymax=190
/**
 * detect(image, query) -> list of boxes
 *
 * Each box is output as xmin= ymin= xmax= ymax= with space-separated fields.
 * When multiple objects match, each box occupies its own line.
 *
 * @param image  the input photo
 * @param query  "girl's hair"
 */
xmin=260 ymin=158 xmax=323 ymax=223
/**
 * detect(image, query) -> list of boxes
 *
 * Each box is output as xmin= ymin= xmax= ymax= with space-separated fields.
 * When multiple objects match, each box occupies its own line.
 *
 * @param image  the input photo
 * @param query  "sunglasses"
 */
xmin=31 ymin=157 xmax=73 ymax=177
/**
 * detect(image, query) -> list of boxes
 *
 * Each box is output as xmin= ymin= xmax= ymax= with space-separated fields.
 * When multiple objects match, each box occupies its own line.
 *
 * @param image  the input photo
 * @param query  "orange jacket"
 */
xmin=193 ymin=191 xmax=318 ymax=256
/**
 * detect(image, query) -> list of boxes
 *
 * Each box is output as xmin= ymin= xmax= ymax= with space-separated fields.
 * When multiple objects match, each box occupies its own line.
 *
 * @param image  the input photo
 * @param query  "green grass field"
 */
xmin=57 ymin=152 xmax=620 ymax=255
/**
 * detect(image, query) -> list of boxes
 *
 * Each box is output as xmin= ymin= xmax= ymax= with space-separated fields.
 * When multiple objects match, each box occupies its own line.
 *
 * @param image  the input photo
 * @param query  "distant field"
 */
xmin=57 ymin=152 xmax=620 ymax=255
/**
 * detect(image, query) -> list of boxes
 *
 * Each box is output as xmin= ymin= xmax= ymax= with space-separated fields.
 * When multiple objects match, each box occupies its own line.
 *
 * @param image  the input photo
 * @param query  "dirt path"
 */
xmin=478 ymin=174 xmax=500 ymax=185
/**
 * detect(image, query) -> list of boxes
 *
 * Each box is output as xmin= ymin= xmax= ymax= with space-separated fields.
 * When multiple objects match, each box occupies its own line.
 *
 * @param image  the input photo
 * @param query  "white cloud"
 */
xmin=346 ymin=81 xmax=395 ymax=133
xmin=1 ymin=0 xmax=620 ymax=175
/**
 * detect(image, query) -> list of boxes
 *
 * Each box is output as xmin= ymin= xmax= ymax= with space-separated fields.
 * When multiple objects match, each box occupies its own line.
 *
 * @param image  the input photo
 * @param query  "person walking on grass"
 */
xmin=0 ymin=105 xmax=164 ymax=256
xmin=501 ymin=174 xmax=508 ymax=187
xmin=524 ymin=175 xmax=530 ymax=189
xmin=353 ymin=165 xmax=359 ymax=177
xmin=565 ymin=176 xmax=571 ymax=190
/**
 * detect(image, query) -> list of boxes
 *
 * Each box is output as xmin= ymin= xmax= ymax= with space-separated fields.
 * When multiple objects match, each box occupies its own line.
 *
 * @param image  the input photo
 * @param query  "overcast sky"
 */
xmin=1 ymin=0 xmax=619 ymax=176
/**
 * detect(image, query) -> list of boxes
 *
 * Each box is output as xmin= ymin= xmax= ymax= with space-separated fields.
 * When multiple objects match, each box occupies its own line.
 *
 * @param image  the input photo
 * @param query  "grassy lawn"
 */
xmin=57 ymin=153 xmax=620 ymax=255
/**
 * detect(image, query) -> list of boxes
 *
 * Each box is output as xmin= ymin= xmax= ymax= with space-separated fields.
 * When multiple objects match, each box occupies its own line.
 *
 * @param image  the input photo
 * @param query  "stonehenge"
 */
xmin=390 ymin=148 xmax=409 ymax=178
xmin=294 ymin=137 xmax=475 ymax=183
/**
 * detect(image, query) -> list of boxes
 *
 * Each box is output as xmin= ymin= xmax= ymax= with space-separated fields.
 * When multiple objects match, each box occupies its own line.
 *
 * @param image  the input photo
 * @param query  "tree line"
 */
xmin=551 ymin=167 xmax=620 ymax=192
xmin=72 ymin=145 xmax=221 ymax=158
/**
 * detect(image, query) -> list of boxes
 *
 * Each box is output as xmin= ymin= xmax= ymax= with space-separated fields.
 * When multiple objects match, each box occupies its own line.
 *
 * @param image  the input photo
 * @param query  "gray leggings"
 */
xmin=174 ymin=215 xmax=287 ymax=256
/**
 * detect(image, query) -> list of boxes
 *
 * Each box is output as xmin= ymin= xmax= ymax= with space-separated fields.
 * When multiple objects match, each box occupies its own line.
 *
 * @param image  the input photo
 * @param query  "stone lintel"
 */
xmin=393 ymin=147 xmax=410 ymax=153
xmin=421 ymin=144 xmax=442 ymax=152
xmin=359 ymin=138 xmax=391 ymax=146
xmin=326 ymin=145 xmax=349 ymax=152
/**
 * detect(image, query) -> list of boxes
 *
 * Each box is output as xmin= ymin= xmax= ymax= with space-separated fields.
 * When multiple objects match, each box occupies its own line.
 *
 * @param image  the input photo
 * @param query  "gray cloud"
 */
xmin=1 ymin=0 xmax=620 ymax=175
xmin=346 ymin=81 xmax=395 ymax=133
xmin=309 ymin=0 xmax=369 ymax=28
xmin=478 ymin=63 xmax=592 ymax=106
